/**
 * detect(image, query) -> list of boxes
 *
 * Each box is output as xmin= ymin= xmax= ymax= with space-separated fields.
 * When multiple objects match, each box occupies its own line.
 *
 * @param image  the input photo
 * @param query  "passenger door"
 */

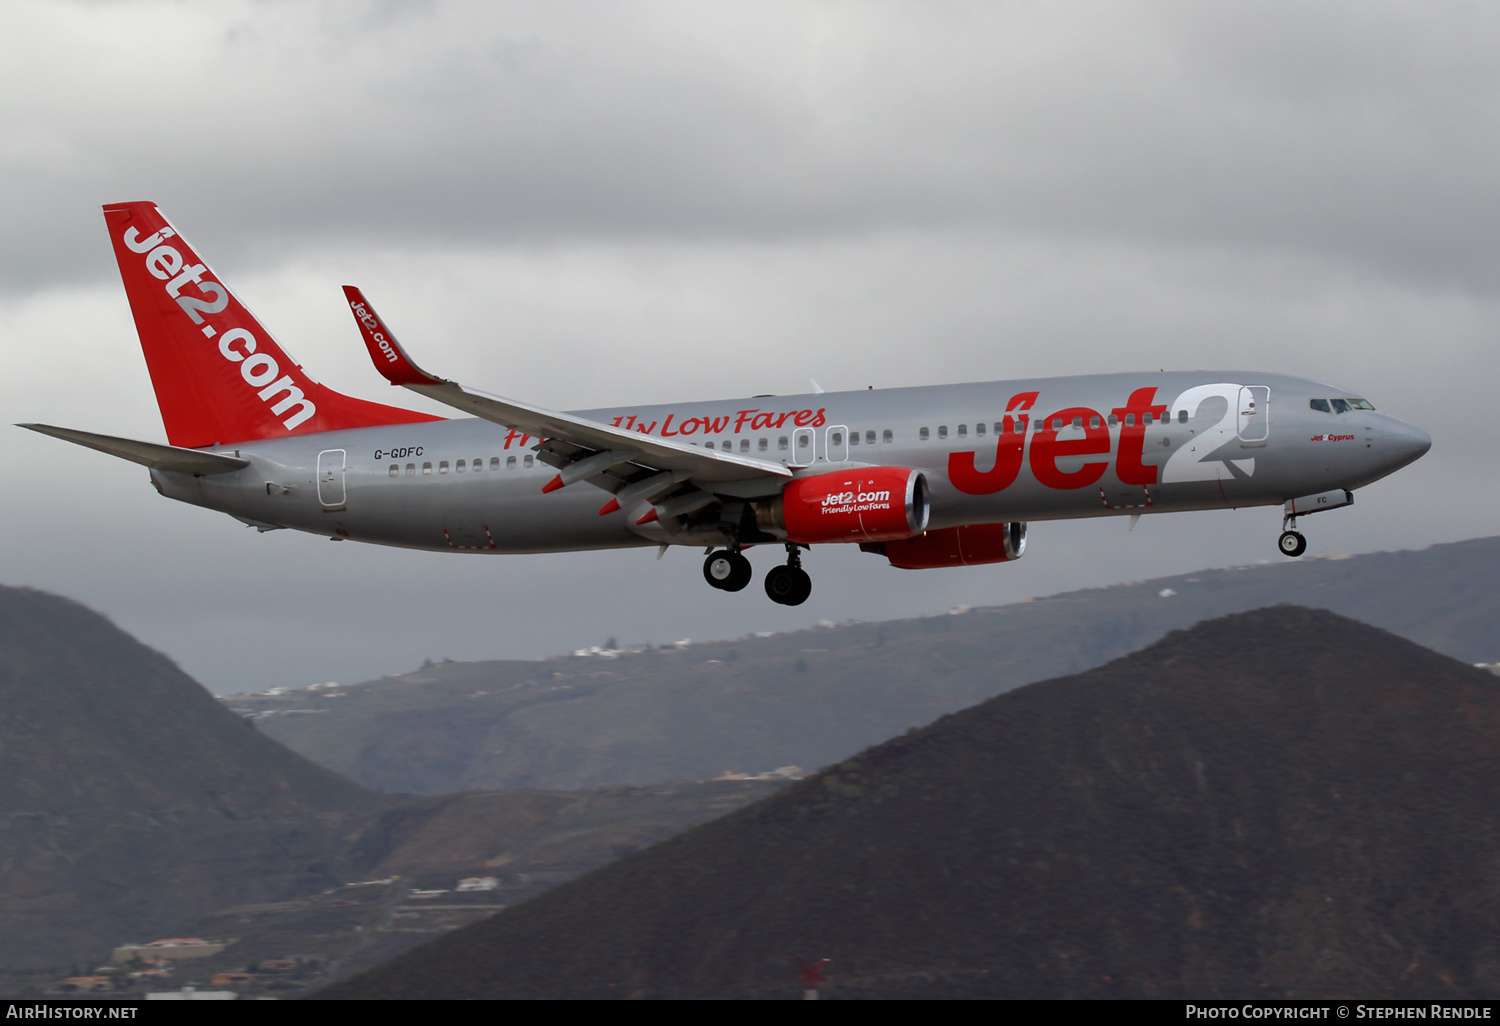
xmin=1238 ymin=386 xmax=1270 ymax=445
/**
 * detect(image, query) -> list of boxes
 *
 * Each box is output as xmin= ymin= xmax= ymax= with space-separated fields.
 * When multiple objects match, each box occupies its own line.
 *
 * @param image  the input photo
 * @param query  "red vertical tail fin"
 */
xmin=103 ymin=202 xmax=440 ymax=448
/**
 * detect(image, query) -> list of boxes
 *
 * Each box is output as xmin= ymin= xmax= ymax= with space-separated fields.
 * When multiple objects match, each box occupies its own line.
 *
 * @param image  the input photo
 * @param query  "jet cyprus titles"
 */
xmin=23 ymin=202 xmax=1431 ymax=605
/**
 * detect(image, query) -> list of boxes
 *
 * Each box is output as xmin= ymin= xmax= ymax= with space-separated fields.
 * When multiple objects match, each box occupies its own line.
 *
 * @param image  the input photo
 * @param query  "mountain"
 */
xmin=319 ymin=607 xmax=1500 ymax=1000
xmin=0 ymin=582 xmax=789 ymax=984
xmin=246 ymin=535 xmax=1500 ymax=794
xmin=42 ymin=778 xmax=783 ymax=998
xmin=0 ymin=585 xmax=379 ymax=967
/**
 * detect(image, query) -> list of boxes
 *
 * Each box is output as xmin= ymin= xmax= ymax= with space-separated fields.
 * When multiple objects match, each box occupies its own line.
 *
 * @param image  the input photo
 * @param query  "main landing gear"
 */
xmin=764 ymin=545 xmax=812 ymax=607
xmin=1278 ymin=516 xmax=1307 ymax=558
xmin=703 ymin=549 xmax=753 ymax=591
xmin=702 ymin=544 xmax=813 ymax=605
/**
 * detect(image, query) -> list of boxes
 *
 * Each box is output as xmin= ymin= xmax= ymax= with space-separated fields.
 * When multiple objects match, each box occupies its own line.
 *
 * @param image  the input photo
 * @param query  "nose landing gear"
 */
xmin=703 ymin=549 xmax=753 ymax=591
xmin=765 ymin=544 xmax=812 ymax=606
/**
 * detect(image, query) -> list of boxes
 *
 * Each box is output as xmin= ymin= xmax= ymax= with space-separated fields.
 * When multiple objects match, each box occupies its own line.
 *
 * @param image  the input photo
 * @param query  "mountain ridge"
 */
xmin=0 ymin=585 xmax=381 ymax=966
xmin=320 ymin=606 xmax=1500 ymax=1000
xmin=246 ymin=534 xmax=1500 ymax=794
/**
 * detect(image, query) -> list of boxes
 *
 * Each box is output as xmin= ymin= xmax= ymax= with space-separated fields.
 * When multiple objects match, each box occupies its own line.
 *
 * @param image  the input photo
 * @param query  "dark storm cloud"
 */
xmin=6 ymin=1 xmax=1500 ymax=294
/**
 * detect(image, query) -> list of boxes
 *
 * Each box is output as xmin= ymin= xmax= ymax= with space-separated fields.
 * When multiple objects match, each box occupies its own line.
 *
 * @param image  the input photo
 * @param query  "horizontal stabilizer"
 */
xmin=19 ymin=424 xmax=250 ymax=476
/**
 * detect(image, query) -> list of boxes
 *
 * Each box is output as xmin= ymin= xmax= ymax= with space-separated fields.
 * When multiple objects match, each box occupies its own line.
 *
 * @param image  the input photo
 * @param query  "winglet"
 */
xmin=342 ymin=286 xmax=444 ymax=387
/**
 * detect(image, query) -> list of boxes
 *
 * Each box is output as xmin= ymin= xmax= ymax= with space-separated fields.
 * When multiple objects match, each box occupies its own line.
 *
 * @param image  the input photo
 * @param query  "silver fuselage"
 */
xmin=152 ymin=372 xmax=1430 ymax=554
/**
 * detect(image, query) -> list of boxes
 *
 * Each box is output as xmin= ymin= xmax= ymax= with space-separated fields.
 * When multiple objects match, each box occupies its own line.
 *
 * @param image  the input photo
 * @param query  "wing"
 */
xmin=343 ymin=286 xmax=791 ymax=527
xmin=19 ymin=424 xmax=251 ymax=475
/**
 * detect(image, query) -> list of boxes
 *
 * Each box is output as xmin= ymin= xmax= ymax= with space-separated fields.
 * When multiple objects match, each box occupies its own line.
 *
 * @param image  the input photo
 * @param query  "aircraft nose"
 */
xmin=1382 ymin=417 xmax=1431 ymax=470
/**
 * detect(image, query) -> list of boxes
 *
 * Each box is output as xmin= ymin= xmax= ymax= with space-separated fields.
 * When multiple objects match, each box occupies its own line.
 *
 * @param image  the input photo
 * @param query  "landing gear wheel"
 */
xmin=765 ymin=565 xmax=812 ymax=606
xmin=1278 ymin=530 xmax=1307 ymax=558
xmin=703 ymin=550 xmax=752 ymax=591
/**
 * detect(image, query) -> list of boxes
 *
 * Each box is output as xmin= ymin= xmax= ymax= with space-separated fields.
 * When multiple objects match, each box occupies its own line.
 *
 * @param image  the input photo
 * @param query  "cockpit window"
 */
xmin=1310 ymin=397 xmax=1375 ymax=414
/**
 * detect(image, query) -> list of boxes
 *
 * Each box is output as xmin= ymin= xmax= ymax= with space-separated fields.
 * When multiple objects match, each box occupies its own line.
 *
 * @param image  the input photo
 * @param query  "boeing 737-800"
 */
xmin=23 ymin=202 xmax=1432 ymax=605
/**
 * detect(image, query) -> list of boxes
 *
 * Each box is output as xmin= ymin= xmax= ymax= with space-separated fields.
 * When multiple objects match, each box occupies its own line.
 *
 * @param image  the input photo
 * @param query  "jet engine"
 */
xmin=862 ymin=521 xmax=1027 ymax=569
xmin=757 ymin=467 xmax=930 ymax=544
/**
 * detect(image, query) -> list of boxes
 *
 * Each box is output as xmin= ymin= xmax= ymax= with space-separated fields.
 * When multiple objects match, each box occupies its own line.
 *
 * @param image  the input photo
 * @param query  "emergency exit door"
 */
xmin=317 ymin=449 xmax=347 ymax=508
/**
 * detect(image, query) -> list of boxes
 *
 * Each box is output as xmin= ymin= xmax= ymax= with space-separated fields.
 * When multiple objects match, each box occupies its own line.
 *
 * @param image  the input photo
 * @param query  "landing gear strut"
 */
xmin=703 ymin=549 xmax=753 ymax=591
xmin=765 ymin=544 xmax=812 ymax=606
xmin=1278 ymin=517 xmax=1307 ymax=558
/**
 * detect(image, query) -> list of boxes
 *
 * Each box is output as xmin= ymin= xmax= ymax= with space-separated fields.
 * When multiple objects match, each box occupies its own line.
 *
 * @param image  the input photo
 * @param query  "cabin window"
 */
xmin=937 ymin=425 xmax=948 ymax=439
xmin=957 ymin=424 xmax=967 ymax=438
xmin=849 ymin=431 xmax=859 ymax=446
xmin=778 ymin=436 xmax=789 ymax=450
xmin=739 ymin=439 xmax=750 ymax=453
xmin=472 ymin=457 xmax=482 ymax=470
xmin=456 ymin=459 xmax=466 ymax=473
xmin=388 ymin=464 xmax=399 ymax=478
xmin=490 ymin=457 xmax=500 ymax=470
xmin=975 ymin=423 xmax=986 ymax=437
xmin=506 ymin=455 xmax=517 ymax=469
xmin=439 ymin=461 xmax=450 ymax=474
xmin=422 ymin=462 xmax=432 ymax=475
xmin=1108 ymin=414 xmax=1118 ymax=427
xmin=1124 ymin=414 xmax=1135 ymax=427
xmin=1090 ymin=416 xmax=1101 ymax=429
xmin=758 ymin=437 xmax=769 ymax=451
xmin=704 ymin=441 xmax=715 ymax=450
xmin=405 ymin=463 xmax=415 ymax=476
xmin=831 ymin=431 xmax=844 ymax=446
xmin=722 ymin=439 xmax=732 ymax=450
xmin=1178 ymin=410 xmax=1188 ymax=423
xmin=797 ymin=434 xmax=811 ymax=450
xmin=919 ymin=427 xmax=930 ymax=441
xmin=883 ymin=429 xmax=893 ymax=443
xmin=994 ymin=422 xmax=1004 ymax=434
xmin=524 ymin=454 xmax=535 ymax=467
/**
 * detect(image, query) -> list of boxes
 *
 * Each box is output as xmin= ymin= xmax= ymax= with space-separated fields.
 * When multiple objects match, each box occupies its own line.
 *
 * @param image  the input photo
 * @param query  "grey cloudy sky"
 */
xmin=1 ymin=1 xmax=1493 ymax=693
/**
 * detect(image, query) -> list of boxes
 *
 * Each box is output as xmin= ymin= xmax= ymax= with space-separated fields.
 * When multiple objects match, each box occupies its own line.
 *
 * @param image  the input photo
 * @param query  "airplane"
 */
xmin=22 ymin=202 xmax=1432 ymax=606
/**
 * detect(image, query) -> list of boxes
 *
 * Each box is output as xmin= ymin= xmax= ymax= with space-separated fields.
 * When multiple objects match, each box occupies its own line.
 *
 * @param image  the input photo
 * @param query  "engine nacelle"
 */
xmin=864 ymin=522 xmax=1027 ymax=569
xmin=758 ymin=467 xmax=930 ymax=544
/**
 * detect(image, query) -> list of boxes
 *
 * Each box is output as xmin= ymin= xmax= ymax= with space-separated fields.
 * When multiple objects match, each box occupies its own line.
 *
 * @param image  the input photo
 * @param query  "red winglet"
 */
xmin=342 ymin=286 xmax=443 ymax=387
xmin=542 ymin=474 xmax=564 ymax=494
xmin=635 ymin=507 xmax=659 ymax=525
xmin=597 ymin=497 xmax=621 ymax=516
